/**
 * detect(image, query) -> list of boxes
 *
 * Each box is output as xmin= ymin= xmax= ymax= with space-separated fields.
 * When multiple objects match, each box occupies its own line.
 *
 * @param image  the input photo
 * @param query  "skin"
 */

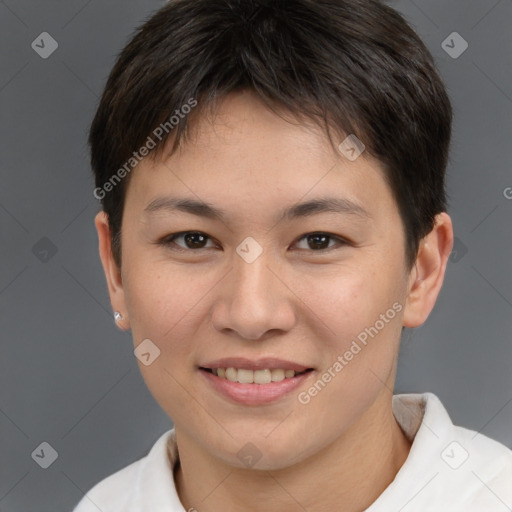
xmin=95 ymin=90 xmax=453 ymax=512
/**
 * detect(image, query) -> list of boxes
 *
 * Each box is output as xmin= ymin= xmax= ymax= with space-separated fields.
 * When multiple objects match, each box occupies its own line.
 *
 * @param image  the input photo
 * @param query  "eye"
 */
xmin=158 ymin=231 xmax=218 ymax=251
xmin=157 ymin=231 xmax=349 ymax=253
xmin=294 ymin=232 xmax=348 ymax=251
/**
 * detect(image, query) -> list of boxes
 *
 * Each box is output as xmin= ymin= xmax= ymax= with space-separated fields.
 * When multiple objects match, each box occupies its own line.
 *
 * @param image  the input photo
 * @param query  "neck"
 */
xmin=173 ymin=388 xmax=412 ymax=512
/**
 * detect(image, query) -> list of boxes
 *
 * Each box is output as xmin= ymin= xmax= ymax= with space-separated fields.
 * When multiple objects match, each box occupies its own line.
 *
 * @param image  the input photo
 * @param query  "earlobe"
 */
xmin=94 ymin=211 xmax=130 ymax=329
xmin=402 ymin=213 xmax=454 ymax=328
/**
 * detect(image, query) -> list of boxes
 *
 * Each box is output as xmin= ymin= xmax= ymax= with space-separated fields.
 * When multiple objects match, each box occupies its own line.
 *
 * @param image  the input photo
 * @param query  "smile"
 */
xmin=198 ymin=359 xmax=315 ymax=405
xmin=201 ymin=367 xmax=310 ymax=384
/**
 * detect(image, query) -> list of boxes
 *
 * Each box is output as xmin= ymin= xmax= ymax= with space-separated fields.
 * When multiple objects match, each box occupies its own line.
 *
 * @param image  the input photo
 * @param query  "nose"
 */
xmin=210 ymin=250 xmax=296 ymax=341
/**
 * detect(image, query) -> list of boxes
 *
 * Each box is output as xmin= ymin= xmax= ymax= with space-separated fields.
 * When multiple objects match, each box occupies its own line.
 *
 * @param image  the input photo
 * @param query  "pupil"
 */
xmin=185 ymin=232 xmax=206 ymax=248
xmin=308 ymin=234 xmax=329 ymax=250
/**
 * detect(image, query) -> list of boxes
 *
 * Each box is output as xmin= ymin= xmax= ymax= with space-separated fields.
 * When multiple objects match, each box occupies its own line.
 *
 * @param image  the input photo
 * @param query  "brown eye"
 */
xmin=182 ymin=232 xmax=208 ymax=249
xmin=294 ymin=232 xmax=347 ymax=251
xmin=159 ymin=231 xmax=216 ymax=250
xmin=306 ymin=234 xmax=331 ymax=250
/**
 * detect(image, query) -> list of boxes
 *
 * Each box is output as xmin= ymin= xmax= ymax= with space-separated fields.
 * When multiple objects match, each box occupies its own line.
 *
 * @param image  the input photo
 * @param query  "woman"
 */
xmin=74 ymin=0 xmax=512 ymax=510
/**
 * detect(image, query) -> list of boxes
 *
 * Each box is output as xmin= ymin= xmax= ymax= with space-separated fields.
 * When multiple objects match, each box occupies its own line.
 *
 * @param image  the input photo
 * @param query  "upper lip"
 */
xmin=199 ymin=357 xmax=312 ymax=372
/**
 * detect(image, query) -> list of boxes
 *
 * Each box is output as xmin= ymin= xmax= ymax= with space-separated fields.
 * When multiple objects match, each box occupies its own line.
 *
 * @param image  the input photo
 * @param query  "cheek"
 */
xmin=124 ymin=262 xmax=204 ymax=335
xmin=298 ymin=260 xmax=405 ymax=399
xmin=122 ymin=266 xmax=212 ymax=417
xmin=122 ymin=264 xmax=215 ymax=392
xmin=301 ymin=261 xmax=400 ymax=349
xmin=274 ymin=301 xmax=404 ymax=464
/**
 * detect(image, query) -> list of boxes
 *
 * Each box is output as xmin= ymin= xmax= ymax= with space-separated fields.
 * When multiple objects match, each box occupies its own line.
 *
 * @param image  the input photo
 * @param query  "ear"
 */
xmin=94 ymin=211 xmax=130 ymax=330
xmin=402 ymin=212 xmax=454 ymax=328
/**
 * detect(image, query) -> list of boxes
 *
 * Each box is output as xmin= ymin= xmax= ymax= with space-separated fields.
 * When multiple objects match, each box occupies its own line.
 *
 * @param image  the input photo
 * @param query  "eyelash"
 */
xmin=157 ymin=231 xmax=350 ymax=253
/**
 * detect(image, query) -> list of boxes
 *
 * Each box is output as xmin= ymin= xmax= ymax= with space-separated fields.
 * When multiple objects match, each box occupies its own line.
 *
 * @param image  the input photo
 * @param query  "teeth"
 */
xmin=271 ymin=369 xmax=285 ymax=382
xmin=237 ymin=369 xmax=254 ymax=384
xmin=211 ymin=367 xmax=303 ymax=383
xmin=225 ymin=367 xmax=237 ymax=382
xmin=254 ymin=369 xmax=272 ymax=384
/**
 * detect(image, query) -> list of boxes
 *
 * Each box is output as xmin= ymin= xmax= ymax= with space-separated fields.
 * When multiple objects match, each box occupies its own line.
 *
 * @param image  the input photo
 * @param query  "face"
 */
xmin=100 ymin=91 xmax=419 ymax=470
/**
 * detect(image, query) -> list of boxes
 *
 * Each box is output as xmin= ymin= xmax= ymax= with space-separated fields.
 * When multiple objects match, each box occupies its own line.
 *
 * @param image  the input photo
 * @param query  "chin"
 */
xmin=204 ymin=427 xmax=314 ymax=472
xmin=220 ymin=446 xmax=306 ymax=472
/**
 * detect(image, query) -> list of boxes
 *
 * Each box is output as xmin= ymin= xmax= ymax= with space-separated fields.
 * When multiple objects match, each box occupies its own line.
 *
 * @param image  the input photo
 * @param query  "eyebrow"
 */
xmin=143 ymin=196 xmax=371 ymax=222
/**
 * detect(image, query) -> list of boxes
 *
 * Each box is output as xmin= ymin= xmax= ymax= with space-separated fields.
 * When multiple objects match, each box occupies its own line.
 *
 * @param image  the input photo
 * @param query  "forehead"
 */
xmin=124 ymin=91 xmax=398 ymax=225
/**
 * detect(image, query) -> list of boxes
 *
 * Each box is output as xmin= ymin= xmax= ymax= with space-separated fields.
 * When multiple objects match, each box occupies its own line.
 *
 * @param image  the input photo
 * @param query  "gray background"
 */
xmin=0 ymin=1 xmax=511 ymax=510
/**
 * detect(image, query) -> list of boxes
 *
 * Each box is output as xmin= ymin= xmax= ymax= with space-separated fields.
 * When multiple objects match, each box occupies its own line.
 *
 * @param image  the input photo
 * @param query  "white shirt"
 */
xmin=72 ymin=393 xmax=512 ymax=511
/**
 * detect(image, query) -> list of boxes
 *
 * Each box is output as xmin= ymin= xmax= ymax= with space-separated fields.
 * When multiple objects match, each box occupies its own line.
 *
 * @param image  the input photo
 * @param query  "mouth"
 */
xmin=198 ymin=358 xmax=315 ymax=405
xmin=199 ymin=367 xmax=313 ymax=384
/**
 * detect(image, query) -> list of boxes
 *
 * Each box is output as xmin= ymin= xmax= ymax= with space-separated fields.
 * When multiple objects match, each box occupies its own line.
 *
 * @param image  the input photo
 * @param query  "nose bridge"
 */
xmin=212 ymin=245 xmax=295 ymax=339
xmin=232 ymin=249 xmax=277 ymax=313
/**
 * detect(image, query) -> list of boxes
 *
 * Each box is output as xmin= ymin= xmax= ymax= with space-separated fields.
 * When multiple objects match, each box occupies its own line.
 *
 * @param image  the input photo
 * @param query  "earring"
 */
xmin=114 ymin=311 xmax=124 ymax=322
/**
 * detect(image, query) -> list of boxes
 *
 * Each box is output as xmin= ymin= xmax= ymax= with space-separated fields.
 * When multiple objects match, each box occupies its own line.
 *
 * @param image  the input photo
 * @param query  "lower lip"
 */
xmin=200 ymin=369 xmax=314 ymax=405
